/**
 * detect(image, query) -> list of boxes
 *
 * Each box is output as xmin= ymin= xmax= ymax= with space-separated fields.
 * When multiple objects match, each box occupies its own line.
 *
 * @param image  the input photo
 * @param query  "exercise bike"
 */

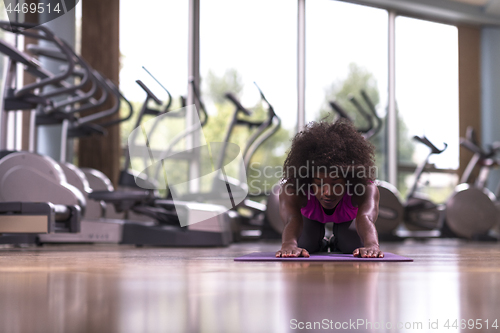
xmin=444 ymin=127 xmax=500 ymax=240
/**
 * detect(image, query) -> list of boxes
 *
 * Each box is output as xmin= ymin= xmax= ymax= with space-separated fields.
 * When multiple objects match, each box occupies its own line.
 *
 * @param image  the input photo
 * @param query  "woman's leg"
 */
xmin=331 ymin=220 xmax=364 ymax=254
xmin=297 ymin=216 xmax=326 ymax=254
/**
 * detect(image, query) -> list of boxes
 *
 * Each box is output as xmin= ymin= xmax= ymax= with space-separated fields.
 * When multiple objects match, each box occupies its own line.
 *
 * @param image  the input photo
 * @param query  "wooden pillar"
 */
xmin=79 ymin=0 xmax=120 ymax=186
xmin=458 ymin=25 xmax=481 ymax=182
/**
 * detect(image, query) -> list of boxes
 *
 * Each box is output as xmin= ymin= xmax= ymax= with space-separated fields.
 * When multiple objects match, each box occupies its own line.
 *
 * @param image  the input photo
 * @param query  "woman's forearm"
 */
xmin=281 ymin=215 xmax=303 ymax=245
xmin=355 ymin=214 xmax=379 ymax=247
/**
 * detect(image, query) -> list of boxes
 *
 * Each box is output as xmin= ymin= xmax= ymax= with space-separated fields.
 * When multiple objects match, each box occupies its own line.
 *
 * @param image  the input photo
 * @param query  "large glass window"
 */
xmin=395 ymin=16 xmax=459 ymax=202
xmin=200 ymin=0 xmax=297 ymax=195
xmin=120 ymin=0 xmax=188 ymax=101
xmin=116 ymin=0 xmax=461 ymax=203
xmin=306 ymin=0 xmax=388 ymax=180
xmin=119 ymin=0 xmax=189 ymax=190
xmin=119 ymin=0 xmax=188 ymax=146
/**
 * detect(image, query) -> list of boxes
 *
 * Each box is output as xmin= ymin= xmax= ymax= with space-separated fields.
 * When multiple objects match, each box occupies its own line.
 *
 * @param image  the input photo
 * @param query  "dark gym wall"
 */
xmin=458 ymin=25 xmax=481 ymax=181
xmin=79 ymin=0 xmax=120 ymax=186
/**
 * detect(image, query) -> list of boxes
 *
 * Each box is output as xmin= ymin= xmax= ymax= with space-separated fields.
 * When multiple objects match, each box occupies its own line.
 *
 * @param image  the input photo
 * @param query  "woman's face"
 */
xmin=310 ymin=173 xmax=346 ymax=209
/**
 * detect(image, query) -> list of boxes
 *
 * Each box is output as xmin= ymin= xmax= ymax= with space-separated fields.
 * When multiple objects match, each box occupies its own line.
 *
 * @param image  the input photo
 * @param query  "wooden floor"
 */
xmin=1 ymin=239 xmax=500 ymax=333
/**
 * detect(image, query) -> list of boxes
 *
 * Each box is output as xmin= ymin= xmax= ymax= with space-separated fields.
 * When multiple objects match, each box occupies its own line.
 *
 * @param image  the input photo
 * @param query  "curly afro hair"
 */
xmin=282 ymin=118 xmax=376 ymax=192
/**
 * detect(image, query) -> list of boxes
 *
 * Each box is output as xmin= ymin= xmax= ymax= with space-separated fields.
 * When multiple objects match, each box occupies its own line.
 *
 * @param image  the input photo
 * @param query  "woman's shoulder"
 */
xmin=350 ymin=181 xmax=379 ymax=207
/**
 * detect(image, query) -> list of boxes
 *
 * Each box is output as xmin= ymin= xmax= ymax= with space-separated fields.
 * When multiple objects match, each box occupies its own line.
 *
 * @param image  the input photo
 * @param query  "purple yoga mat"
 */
xmin=234 ymin=252 xmax=413 ymax=262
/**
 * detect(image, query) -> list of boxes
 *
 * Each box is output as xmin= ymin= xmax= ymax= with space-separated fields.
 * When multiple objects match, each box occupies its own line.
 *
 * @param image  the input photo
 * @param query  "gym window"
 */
xmin=395 ymin=16 xmax=459 ymax=202
xmin=305 ymin=0 xmax=388 ymax=180
xmin=115 ymin=0 xmax=461 ymax=199
xmin=199 ymin=0 xmax=297 ymax=195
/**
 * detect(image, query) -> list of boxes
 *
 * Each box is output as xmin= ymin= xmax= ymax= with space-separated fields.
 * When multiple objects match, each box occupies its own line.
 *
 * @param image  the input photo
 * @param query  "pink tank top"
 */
xmin=300 ymin=192 xmax=358 ymax=224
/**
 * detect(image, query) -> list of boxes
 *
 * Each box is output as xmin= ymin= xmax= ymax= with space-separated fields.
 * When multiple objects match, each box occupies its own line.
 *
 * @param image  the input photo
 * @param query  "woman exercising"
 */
xmin=275 ymin=119 xmax=383 ymax=258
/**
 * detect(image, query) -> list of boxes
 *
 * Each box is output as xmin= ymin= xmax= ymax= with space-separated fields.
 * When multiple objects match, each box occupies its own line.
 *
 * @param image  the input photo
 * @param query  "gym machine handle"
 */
xmin=463 ymin=126 xmax=500 ymax=158
xmin=38 ymin=41 xmax=92 ymax=100
xmin=76 ymin=76 xmax=120 ymax=126
xmin=146 ymin=77 xmax=211 ymax=174
xmin=0 ymin=21 xmax=77 ymax=98
xmin=253 ymin=82 xmax=277 ymax=118
xmin=2 ymin=24 xmax=104 ymax=110
xmin=26 ymin=44 xmax=124 ymax=119
xmin=0 ymin=40 xmax=41 ymax=68
xmin=465 ymin=126 xmax=479 ymax=145
xmin=42 ymin=67 xmax=99 ymax=114
xmin=27 ymin=44 xmax=66 ymax=61
xmin=460 ymin=137 xmax=484 ymax=156
xmin=329 ymin=101 xmax=353 ymax=121
xmin=360 ymin=90 xmax=383 ymax=137
xmin=413 ymin=135 xmax=447 ymax=154
xmin=349 ymin=95 xmax=374 ymax=133
xmin=189 ymin=77 xmax=208 ymax=126
xmin=96 ymin=81 xmax=134 ymax=128
xmin=142 ymin=67 xmax=173 ymax=114
xmin=18 ymin=53 xmax=102 ymax=115
xmin=68 ymin=69 xmax=110 ymax=114
xmin=460 ymin=137 xmax=500 ymax=160
xmin=48 ymin=69 xmax=110 ymax=118
xmin=242 ymin=83 xmax=282 ymax=171
xmin=27 ymin=45 xmax=101 ymax=112
xmin=136 ymin=80 xmax=163 ymax=106
xmin=462 ymin=126 xmax=498 ymax=158
xmin=225 ymin=92 xmax=252 ymax=116
xmin=0 ymin=34 xmax=74 ymax=104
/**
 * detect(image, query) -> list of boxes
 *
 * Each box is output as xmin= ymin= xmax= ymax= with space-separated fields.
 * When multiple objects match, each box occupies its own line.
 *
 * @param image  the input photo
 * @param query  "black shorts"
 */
xmin=297 ymin=216 xmax=364 ymax=254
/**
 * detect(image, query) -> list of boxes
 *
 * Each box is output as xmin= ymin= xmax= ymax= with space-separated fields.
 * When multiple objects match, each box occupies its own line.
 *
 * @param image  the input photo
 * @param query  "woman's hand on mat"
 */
xmin=353 ymin=245 xmax=384 ymax=258
xmin=276 ymin=244 xmax=310 ymax=258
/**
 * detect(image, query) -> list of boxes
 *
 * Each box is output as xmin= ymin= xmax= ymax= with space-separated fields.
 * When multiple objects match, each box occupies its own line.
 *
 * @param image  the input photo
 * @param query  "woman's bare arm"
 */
xmin=352 ymin=182 xmax=384 ymax=258
xmin=275 ymin=184 xmax=309 ymax=258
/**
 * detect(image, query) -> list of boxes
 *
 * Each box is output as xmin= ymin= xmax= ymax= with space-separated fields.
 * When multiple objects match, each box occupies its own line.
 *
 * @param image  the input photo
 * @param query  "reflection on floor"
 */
xmin=0 ymin=239 xmax=500 ymax=333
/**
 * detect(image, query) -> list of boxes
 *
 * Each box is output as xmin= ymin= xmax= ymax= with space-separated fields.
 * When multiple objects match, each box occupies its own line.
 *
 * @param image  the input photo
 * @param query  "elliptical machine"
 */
xmin=0 ymin=21 xmax=233 ymax=247
xmin=0 ymin=22 xmax=135 ymax=224
xmin=174 ymin=83 xmax=283 ymax=240
xmin=0 ymin=21 xmax=96 ymax=245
